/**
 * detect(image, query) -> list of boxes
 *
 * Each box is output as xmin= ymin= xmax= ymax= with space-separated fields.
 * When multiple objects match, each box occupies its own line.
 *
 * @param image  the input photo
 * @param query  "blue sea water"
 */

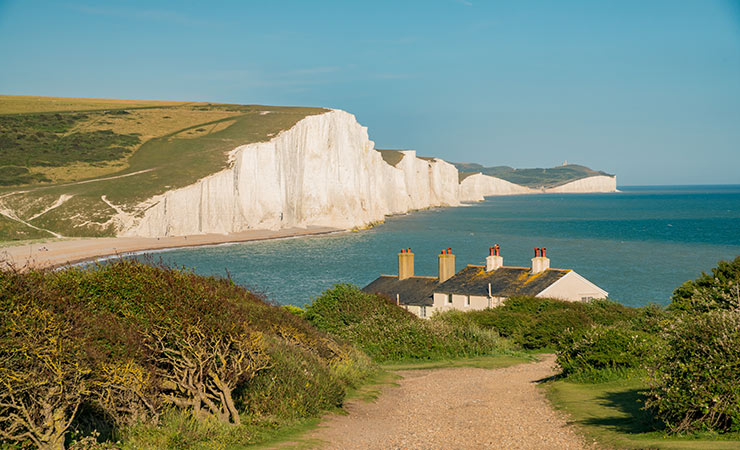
xmin=136 ymin=185 xmax=740 ymax=308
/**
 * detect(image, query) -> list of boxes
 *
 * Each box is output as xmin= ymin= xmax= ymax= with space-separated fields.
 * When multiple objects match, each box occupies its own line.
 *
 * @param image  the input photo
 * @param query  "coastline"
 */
xmin=0 ymin=226 xmax=343 ymax=270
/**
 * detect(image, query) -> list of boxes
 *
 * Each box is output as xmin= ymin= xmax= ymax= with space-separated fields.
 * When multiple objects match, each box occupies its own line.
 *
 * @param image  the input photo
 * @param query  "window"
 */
xmin=447 ymin=294 xmax=453 ymax=304
xmin=419 ymin=306 xmax=427 ymax=318
xmin=466 ymin=296 xmax=471 ymax=306
xmin=581 ymin=296 xmax=594 ymax=302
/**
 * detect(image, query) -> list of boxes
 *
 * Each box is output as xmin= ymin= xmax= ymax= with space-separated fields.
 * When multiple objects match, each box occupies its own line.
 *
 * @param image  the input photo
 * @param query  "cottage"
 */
xmin=363 ymin=245 xmax=608 ymax=318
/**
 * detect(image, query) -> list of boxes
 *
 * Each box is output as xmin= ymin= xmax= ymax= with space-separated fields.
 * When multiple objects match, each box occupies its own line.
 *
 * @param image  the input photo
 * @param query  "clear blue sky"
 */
xmin=1 ymin=1 xmax=739 ymax=185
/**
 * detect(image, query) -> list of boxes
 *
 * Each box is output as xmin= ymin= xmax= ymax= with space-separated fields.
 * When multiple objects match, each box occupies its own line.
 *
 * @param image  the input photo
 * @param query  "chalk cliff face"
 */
xmin=459 ymin=173 xmax=534 ymax=202
xmin=119 ymin=110 xmax=617 ymax=238
xmin=121 ymin=111 xmax=462 ymax=237
xmin=544 ymin=175 xmax=618 ymax=193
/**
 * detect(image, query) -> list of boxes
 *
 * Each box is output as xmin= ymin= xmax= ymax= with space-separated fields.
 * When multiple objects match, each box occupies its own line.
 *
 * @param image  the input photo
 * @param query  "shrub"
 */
xmin=646 ymin=310 xmax=740 ymax=433
xmin=0 ymin=260 xmax=376 ymax=448
xmin=304 ymin=284 xmax=509 ymax=362
xmin=556 ymin=324 xmax=662 ymax=379
xmin=442 ymin=296 xmax=644 ymax=350
xmin=670 ymin=256 xmax=740 ymax=313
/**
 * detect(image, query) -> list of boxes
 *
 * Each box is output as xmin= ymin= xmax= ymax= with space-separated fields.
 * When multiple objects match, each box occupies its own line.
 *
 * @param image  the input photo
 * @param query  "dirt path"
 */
xmin=309 ymin=355 xmax=593 ymax=449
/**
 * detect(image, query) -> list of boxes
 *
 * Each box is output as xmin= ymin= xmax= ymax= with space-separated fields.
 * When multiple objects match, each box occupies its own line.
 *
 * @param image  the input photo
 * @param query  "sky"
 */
xmin=1 ymin=0 xmax=739 ymax=185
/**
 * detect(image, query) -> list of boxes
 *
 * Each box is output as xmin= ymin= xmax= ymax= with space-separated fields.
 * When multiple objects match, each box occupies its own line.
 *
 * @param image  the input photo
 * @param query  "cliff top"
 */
xmin=454 ymin=163 xmax=614 ymax=188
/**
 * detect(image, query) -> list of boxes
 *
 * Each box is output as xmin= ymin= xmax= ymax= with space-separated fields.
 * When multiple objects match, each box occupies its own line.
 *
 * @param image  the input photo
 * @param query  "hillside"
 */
xmin=454 ymin=162 xmax=614 ymax=189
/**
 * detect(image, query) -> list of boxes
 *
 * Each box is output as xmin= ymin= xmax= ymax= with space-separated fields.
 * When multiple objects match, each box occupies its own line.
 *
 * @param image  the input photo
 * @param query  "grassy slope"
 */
xmin=454 ymin=162 xmax=614 ymax=188
xmin=545 ymin=378 xmax=740 ymax=449
xmin=0 ymin=96 xmax=326 ymax=240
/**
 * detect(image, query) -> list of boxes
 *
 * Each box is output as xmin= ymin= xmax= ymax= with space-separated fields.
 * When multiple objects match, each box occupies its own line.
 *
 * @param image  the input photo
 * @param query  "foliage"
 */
xmin=646 ymin=310 xmax=740 ymax=433
xmin=0 ymin=297 xmax=89 ymax=450
xmin=0 ymin=260 xmax=375 ymax=448
xmin=0 ymin=113 xmax=140 ymax=170
xmin=556 ymin=324 xmax=662 ymax=379
xmin=440 ymin=296 xmax=650 ymax=350
xmin=282 ymin=304 xmax=306 ymax=317
xmin=304 ymin=284 xmax=511 ymax=362
xmin=670 ymin=256 xmax=740 ymax=313
xmin=0 ymin=166 xmax=50 ymax=186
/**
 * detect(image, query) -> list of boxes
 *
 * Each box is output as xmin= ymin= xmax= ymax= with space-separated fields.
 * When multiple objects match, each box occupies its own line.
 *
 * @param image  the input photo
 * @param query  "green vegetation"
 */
xmin=0 ymin=260 xmax=374 ymax=449
xmin=0 ymin=113 xmax=140 ymax=173
xmin=646 ymin=310 xmax=740 ymax=433
xmin=435 ymin=296 xmax=661 ymax=351
xmin=669 ymin=256 xmax=740 ymax=313
xmin=304 ymin=284 xmax=514 ymax=363
xmin=453 ymin=162 xmax=613 ymax=188
xmin=0 ymin=95 xmax=326 ymax=241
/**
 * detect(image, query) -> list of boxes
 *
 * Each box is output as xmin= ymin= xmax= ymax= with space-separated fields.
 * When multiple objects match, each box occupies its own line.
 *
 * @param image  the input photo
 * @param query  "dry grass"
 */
xmin=172 ymin=118 xmax=238 ymax=139
xmin=31 ymin=161 xmax=131 ymax=184
xmin=0 ymin=95 xmax=187 ymax=114
xmin=68 ymin=107 xmax=240 ymax=141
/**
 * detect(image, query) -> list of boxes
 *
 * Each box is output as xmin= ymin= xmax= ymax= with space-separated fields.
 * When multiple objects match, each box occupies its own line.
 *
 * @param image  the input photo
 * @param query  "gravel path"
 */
xmin=309 ymin=355 xmax=593 ymax=449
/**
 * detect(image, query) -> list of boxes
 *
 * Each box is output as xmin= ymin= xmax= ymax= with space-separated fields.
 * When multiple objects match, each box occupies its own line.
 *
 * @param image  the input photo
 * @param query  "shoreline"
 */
xmin=0 ymin=226 xmax=343 ymax=270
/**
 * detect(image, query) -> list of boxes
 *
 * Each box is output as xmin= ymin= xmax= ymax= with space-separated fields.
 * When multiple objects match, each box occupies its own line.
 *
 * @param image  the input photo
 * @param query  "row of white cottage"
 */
xmin=363 ymin=245 xmax=608 ymax=318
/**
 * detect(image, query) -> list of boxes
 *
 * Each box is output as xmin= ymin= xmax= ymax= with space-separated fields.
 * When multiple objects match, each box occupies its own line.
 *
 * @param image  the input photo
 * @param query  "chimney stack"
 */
xmin=438 ymin=248 xmax=456 ymax=283
xmin=486 ymin=244 xmax=503 ymax=272
xmin=531 ymin=247 xmax=551 ymax=274
xmin=398 ymin=248 xmax=414 ymax=280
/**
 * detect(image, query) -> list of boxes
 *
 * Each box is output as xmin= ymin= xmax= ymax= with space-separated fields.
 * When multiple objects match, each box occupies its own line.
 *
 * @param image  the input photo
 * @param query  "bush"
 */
xmin=304 ymin=284 xmax=510 ymax=362
xmin=670 ymin=256 xmax=740 ymax=313
xmin=445 ymin=296 xmax=644 ymax=350
xmin=646 ymin=310 xmax=740 ymax=433
xmin=0 ymin=260 xmax=376 ymax=449
xmin=556 ymin=324 xmax=662 ymax=380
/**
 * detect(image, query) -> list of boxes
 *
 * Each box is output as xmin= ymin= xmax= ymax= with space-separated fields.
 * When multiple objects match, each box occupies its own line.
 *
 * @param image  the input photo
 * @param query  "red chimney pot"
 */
xmin=542 ymin=247 xmax=547 ymax=257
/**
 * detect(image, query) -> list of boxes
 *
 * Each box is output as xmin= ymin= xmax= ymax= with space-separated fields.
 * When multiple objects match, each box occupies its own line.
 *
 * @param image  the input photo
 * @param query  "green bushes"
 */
xmin=0 ymin=261 xmax=375 ymax=449
xmin=0 ymin=112 xmax=140 ymax=170
xmin=304 ymin=284 xmax=510 ymax=362
xmin=646 ymin=310 xmax=740 ymax=433
xmin=670 ymin=256 xmax=740 ymax=313
xmin=556 ymin=325 xmax=661 ymax=381
xmin=640 ymin=257 xmax=740 ymax=434
xmin=443 ymin=296 xmax=644 ymax=350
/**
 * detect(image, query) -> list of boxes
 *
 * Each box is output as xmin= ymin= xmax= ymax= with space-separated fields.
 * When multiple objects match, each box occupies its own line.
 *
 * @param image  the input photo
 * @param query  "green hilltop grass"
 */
xmin=455 ymin=162 xmax=613 ymax=188
xmin=0 ymin=96 xmax=327 ymax=240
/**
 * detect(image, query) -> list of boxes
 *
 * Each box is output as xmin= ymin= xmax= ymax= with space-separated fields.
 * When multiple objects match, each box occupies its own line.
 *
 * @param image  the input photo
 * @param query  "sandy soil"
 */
xmin=0 ymin=226 xmax=341 ymax=269
xmin=309 ymin=355 xmax=593 ymax=449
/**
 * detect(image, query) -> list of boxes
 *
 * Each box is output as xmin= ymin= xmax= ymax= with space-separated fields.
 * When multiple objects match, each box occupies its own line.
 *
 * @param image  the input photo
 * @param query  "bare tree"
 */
xmin=145 ymin=320 xmax=271 ymax=425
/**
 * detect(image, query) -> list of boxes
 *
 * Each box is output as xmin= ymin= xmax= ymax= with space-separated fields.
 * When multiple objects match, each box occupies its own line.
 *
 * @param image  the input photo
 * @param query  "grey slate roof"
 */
xmin=435 ymin=265 xmax=570 ymax=298
xmin=362 ymin=275 xmax=438 ymax=306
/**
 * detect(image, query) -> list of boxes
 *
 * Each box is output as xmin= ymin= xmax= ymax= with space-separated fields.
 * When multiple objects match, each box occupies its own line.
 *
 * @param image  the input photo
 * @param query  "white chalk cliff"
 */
xmin=119 ymin=110 xmax=617 ymax=237
xmin=544 ymin=175 xmax=618 ymax=193
xmin=459 ymin=173 xmax=534 ymax=202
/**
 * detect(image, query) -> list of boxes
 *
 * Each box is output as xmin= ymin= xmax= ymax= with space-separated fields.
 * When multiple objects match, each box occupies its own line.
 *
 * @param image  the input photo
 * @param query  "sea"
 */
xmin=135 ymin=185 xmax=740 ymax=308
